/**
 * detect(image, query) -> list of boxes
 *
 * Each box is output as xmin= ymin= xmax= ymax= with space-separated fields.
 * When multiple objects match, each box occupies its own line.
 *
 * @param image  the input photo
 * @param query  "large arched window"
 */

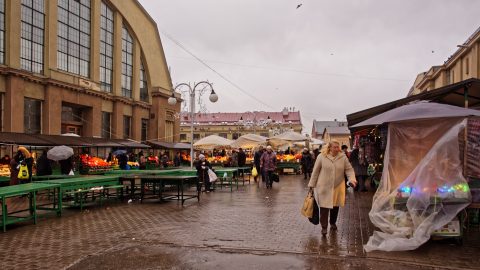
xmin=99 ymin=1 xmax=113 ymax=92
xmin=121 ymin=25 xmax=133 ymax=98
xmin=57 ymin=0 xmax=91 ymax=77
xmin=21 ymin=0 xmax=45 ymax=73
xmin=0 ymin=0 xmax=6 ymax=64
xmin=139 ymin=60 xmax=148 ymax=102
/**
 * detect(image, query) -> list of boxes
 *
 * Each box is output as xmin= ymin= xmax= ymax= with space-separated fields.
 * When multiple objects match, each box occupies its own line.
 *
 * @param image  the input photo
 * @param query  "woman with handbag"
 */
xmin=196 ymin=154 xmax=214 ymax=192
xmin=308 ymin=140 xmax=357 ymax=236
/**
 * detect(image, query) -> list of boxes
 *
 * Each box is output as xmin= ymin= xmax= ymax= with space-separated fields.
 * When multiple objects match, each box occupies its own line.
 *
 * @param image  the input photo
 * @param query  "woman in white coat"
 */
xmin=308 ymin=140 xmax=357 ymax=236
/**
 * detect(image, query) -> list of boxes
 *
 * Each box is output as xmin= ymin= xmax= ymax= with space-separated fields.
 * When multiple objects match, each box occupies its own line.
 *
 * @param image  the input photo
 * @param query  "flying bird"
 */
xmin=296 ymin=4 xmax=303 ymax=9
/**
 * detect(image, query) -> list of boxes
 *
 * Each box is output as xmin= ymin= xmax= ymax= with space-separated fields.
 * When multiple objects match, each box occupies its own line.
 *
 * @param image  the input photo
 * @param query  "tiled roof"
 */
xmin=324 ymin=126 xmax=350 ymax=135
xmin=180 ymin=111 xmax=302 ymax=125
xmin=312 ymin=120 xmax=347 ymax=134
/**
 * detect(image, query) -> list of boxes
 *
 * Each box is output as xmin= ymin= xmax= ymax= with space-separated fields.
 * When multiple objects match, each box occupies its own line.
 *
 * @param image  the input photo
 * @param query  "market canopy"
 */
xmin=268 ymin=131 xmax=308 ymax=147
xmin=230 ymin=134 xmax=267 ymax=149
xmin=352 ymin=101 xmax=480 ymax=128
xmin=147 ymin=140 xmax=191 ymax=150
xmin=193 ymin=135 xmax=233 ymax=150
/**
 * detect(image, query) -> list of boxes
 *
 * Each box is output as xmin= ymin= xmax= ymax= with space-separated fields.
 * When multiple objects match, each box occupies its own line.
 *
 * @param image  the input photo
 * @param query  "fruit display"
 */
xmin=207 ymin=156 xmax=229 ymax=165
xmin=0 ymin=165 xmax=10 ymax=177
xmin=276 ymin=154 xmax=300 ymax=163
xmin=181 ymin=154 xmax=191 ymax=162
xmin=127 ymin=161 xmax=139 ymax=169
xmin=80 ymin=154 xmax=112 ymax=174
xmin=148 ymin=156 xmax=159 ymax=163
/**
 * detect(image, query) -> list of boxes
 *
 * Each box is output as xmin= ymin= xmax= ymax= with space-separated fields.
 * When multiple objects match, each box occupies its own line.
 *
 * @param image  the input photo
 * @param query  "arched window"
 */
xmin=21 ymin=0 xmax=45 ymax=73
xmin=140 ymin=61 xmax=148 ymax=102
xmin=121 ymin=25 xmax=133 ymax=98
xmin=99 ymin=1 xmax=114 ymax=92
xmin=57 ymin=0 xmax=91 ymax=77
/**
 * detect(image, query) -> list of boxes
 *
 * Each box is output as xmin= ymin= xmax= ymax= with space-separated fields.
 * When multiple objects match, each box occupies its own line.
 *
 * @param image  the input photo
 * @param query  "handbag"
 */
xmin=271 ymin=173 xmax=280 ymax=183
xmin=308 ymin=196 xmax=320 ymax=225
xmin=301 ymin=190 xmax=315 ymax=218
xmin=18 ymin=164 xmax=29 ymax=180
xmin=251 ymin=167 xmax=258 ymax=177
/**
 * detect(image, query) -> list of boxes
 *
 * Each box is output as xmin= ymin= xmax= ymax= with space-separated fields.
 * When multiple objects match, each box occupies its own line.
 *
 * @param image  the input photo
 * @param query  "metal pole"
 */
xmin=190 ymin=89 xmax=195 ymax=169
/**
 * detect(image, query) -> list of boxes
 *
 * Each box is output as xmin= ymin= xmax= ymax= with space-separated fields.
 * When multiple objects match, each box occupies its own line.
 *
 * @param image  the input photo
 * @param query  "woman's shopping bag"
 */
xmin=301 ymin=191 xmax=315 ymax=218
xmin=208 ymin=168 xmax=218 ymax=183
xmin=251 ymin=167 xmax=258 ymax=177
xmin=18 ymin=164 xmax=29 ymax=180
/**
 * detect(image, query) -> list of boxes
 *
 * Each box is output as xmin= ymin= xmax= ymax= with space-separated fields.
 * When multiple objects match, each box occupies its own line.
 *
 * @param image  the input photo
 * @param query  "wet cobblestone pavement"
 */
xmin=0 ymin=175 xmax=479 ymax=269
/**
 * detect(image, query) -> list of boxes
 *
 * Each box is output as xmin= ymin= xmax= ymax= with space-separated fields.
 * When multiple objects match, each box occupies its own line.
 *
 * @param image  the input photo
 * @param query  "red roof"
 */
xmin=180 ymin=111 xmax=302 ymax=126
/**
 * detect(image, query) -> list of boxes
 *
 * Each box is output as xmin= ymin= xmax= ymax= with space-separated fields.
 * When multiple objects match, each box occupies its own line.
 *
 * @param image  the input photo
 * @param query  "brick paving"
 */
xmin=0 ymin=175 xmax=479 ymax=269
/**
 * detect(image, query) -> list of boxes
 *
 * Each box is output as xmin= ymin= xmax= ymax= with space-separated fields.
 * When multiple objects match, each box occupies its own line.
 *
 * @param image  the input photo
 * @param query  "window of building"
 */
xmin=165 ymin=120 xmax=174 ymax=143
xmin=446 ymin=69 xmax=451 ymax=84
xmin=141 ymin=118 xmax=148 ymax=142
xmin=21 ymin=0 xmax=45 ymax=73
xmin=99 ymin=1 xmax=113 ymax=92
xmin=61 ymin=105 xmax=84 ymax=135
xmin=140 ymin=61 xmax=148 ymax=102
xmin=180 ymin=134 xmax=187 ymax=141
xmin=232 ymin=133 xmax=240 ymax=140
xmin=0 ymin=0 xmax=5 ymax=64
xmin=466 ymin=57 xmax=470 ymax=75
xmin=123 ymin=115 xmax=131 ymax=139
xmin=121 ymin=26 xmax=133 ymax=98
xmin=57 ymin=0 xmax=91 ymax=77
xmin=24 ymin=98 xmax=42 ymax=134
xmin=101 ymin=112 xmax=111 ymax=138
xmin=219 ymin=133 xmax=228 ymax=138
xmin=193 ymin=133 xmax=200 ymax=140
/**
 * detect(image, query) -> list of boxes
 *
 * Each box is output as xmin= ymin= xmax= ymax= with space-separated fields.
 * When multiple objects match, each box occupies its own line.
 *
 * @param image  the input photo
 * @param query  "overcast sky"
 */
xmin=138 ymin=0 xmax=480 ymax=132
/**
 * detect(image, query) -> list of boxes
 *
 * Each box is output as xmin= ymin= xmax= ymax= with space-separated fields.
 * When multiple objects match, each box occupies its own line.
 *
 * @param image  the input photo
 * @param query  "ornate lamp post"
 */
xmin=168 ymin=81 xmax=218 ymax=168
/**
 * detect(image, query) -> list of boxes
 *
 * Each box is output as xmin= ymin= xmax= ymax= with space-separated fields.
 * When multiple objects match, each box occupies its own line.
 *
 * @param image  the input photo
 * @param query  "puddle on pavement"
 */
xmin=67 ymin=244 xmax=435 ymax=270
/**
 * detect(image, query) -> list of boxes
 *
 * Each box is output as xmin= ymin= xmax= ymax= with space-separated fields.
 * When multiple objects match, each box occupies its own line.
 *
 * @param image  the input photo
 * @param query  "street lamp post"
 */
xmin=168 ymin=81 xmax=218 ymax=169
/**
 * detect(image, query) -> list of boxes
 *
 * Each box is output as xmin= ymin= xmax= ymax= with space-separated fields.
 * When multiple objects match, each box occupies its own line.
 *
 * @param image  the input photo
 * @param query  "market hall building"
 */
xmin=0 ymin=0 xmax=180 ymax=143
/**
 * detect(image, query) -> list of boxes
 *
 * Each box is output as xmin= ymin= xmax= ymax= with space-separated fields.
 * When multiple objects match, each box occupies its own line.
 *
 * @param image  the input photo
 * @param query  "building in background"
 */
xmin=322 ymin=126 xmax=351 ymax=147
xmin=311 ymin=120 xmax=347 ymax=140
xmin=179 ymin=108 xmax=302 ymax=143
xmin=0 ymin=0 xmax=180 ymax=142
xmin=408 ymin=26 xmax=480 ymax=96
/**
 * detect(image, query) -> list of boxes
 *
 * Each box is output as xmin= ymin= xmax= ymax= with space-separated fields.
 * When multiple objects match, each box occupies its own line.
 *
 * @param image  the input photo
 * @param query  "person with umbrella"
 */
xmin=48 ymin=146 xmax=74 ymax=175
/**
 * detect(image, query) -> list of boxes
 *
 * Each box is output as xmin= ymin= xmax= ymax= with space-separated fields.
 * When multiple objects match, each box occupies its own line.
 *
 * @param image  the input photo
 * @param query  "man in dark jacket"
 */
xmin=174 ymin=152 xmax=182 ymax=167
xmin=59 ymin=157 xmax=73 ymax=175
xmin=300 ymin=148 xmax=313 ymax=180
xmin=238 ymin=148 xmax=247 ymax=167
xmin=253 ymin=146 xmax=264 ymax=182
xmin=118 ymin=154 xmax=128 ymax=170
xmin=36 ymin=150 xmax=52 ymax=176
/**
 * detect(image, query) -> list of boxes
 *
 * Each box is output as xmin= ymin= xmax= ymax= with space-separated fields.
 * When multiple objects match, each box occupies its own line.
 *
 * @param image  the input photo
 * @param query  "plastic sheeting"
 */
xmin=365 ymin=118 xmax=472 ymax=252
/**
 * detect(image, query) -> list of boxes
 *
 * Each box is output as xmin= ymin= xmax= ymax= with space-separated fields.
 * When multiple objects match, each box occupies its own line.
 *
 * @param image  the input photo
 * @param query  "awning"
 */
xmin=147 ymin=140 xmax=191 ymax=150
xmin=112 ymin=139 xmax=150 ymax=149
xmin=0 ymin=132 xmax=52 ymax=146
xmin=347 ymin=78 xmax=480 ymax=130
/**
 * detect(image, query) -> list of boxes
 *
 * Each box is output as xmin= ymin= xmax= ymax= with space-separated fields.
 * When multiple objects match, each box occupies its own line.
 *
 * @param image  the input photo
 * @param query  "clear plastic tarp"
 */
xmin=365 ymin=118 xmax=472 ymax=252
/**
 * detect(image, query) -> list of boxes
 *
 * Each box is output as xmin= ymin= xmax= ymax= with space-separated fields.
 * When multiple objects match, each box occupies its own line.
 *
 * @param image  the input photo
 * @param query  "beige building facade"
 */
xmin=0 ymin=0 xmax=180 ymax=142
xmin=408 ymin=27 xmax=480 ymax=96
xmin=322 ymin=127 xmax=351 ymax=148
xmin=179 ymin=110 xmax=303 ymax=143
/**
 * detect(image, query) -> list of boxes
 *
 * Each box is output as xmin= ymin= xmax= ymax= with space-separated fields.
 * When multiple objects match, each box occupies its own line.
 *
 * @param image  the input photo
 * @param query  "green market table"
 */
xmin=32 ymin=175 xmax=77 ymax=181
xmin=276 ymin=162 xmax=301 ymax=174
xmin=0 ymin=183 xmax=61 ymax=232
xmin=42 ymin=176 xmax=121 ymax=209
xmin=231 ymin=167 xmax=252 ymax=185
xmin=120 ymin=175 xmax=199 ymax=205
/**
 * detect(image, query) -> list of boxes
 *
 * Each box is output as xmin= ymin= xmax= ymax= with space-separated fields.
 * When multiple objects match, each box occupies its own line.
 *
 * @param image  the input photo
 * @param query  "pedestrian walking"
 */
xmin=174 ymin=152 xmax=182 ymax=167
xmin=308 ymin=140 xmax=357 ymax=236
xmin=260 ymin=146 xmax=277 ymax=189
xmin=253 ymin=146 xmax=264 ymax=182
xmin=231 ymin=150 xmax=239 ymax=167
xmin=196 ymin=154 xmax=213 ymax=192
xmin=17 ymin=147 xmax=33 ymax=183
xmin=36 ymin=150 xmax=52 ymax=176
xmin=349 ymin=147 xmax=368 ymax=192
xmin=300 ymin=148 xmax=313 ymax=180
xmin=9 ymin=153 xmax=20 ymax=186
xmin=237 ymin=148 xmax=247 ymax=167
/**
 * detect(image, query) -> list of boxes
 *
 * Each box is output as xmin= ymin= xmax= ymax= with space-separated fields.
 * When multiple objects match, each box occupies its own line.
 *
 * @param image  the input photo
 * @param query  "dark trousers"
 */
xmin=302 ymin=166 xmax=311 ymax=179
xmin=355 ymin=175 xmax=367 ymax=191
xmin=264 ymin=170 xmax=274 ymax=187
xmin=320 ymin=207 xmax=339 ymax=229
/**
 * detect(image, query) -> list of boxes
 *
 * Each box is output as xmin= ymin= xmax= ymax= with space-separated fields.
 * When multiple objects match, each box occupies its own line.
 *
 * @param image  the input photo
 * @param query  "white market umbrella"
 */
xmin=268 ymin=131 xmax=308 ymax=147
xmin=310 ymin=138 xmax=324 ymax=145
xmin=47 ymin=145 xmax=74 ymax=161
xmin=352 ymin=101 xmax=480 ymax=128
xmin=231 ymin=134 xmax=268 ymax=149
xmin=193 ymin=135 xmax=233 ymax=150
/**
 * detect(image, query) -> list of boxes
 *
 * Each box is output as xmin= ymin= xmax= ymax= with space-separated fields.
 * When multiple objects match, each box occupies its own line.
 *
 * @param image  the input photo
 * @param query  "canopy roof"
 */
xmin=147 ymin=140 xmax=191 ymax=150
xmin=352 ymin=101 xmax=480 ymax=128
xmin=231 ymin=134 xmax=267 ymax=149
xmin=193 ymin=135 xmax=233 ymax=150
